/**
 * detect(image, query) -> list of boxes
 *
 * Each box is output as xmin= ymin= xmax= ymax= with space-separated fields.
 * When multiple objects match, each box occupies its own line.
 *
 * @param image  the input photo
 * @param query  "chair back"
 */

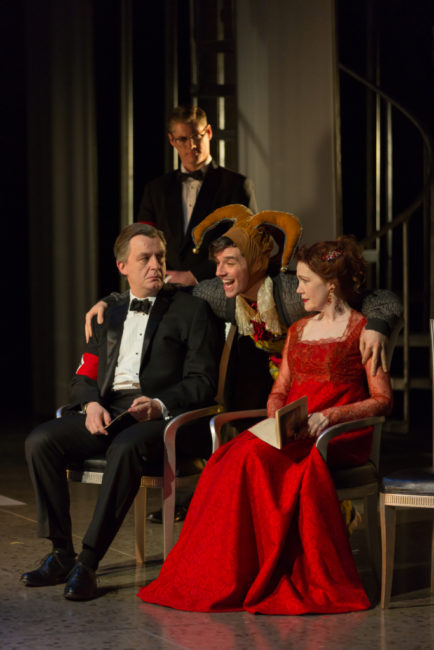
xmin=315 ymin=416 xmax=385 ymax=466
xmin=214 ymin=324 xmax=237 ymax=408
xmin=431 ymin=318 xmax=434 ymax=465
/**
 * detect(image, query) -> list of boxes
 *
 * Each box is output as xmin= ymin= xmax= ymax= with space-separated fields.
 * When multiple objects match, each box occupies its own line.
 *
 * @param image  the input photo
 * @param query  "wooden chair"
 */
xmin=64 ymin=324 xmax=237 ymax=563
xmin=379 ymin=318 xmax=434 ymax=607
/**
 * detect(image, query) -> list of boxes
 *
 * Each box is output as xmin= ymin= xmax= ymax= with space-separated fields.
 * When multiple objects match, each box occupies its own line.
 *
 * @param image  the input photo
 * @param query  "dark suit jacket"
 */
xmin=69 ymin=286 xmax=222 ymax=416
xmin=136 ymin=161 xmax=257 ymax=281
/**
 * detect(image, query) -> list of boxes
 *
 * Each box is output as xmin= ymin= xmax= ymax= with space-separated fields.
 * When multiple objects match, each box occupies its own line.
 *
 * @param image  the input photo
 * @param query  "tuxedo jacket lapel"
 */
xmin=100 ymin=298 xmax=129 ymax=397
xmin=140 ymin=288 xmax=173 ymax=367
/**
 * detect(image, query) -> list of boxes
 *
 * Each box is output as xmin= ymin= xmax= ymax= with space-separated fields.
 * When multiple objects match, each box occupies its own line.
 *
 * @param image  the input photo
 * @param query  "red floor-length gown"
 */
xmin=137 ymin=310 xmax=392 ymax=614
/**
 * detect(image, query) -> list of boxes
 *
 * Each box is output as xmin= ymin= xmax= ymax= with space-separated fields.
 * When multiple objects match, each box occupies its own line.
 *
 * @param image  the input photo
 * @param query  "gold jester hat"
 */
xmin=192 ymin=204 xmax=302 ymax=281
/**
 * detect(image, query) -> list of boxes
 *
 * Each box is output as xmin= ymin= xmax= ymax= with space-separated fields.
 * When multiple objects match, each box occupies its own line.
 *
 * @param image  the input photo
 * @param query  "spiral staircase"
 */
xmin=338 ymin=64 xmax=433 ymax=434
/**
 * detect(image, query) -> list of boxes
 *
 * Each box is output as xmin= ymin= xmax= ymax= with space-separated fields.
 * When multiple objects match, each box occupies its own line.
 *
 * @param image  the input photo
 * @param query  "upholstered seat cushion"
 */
xmin=381 ymin=467 xmax=434 ymax=495
xmin=67 ymin=456 xmax=206 ymax=478
xmin=330 ymin=462 xmax=378 ymax=489
xmin=67 ymin=458 xmax=107 ymax=472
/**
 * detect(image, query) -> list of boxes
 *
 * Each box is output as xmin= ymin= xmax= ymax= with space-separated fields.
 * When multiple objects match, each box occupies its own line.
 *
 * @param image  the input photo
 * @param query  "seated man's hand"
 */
xmin=85 ymin=401 xmax=111 ymax=435
xmin=165 ymin=270 xmax=198 ymax=286
xmin=85 ymin=300 xmax=108 ymax=343
xmin=360 ymin=328 xmax=388 ymax=376
xmin=128 ymin=396 xmax=163 ymax=422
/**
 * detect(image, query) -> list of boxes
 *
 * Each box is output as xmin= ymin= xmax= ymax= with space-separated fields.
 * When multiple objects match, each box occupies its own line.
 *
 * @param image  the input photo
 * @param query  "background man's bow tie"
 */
xmin=179 ymin=170 xmax=203 ymax=182
xmin=130 ymin=298 xmax=152 ymax=314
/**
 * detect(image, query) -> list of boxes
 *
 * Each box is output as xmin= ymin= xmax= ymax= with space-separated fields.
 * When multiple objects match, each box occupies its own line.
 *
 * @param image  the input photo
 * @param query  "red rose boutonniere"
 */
xmin=251 ymin=319 xmax=273 ymax=342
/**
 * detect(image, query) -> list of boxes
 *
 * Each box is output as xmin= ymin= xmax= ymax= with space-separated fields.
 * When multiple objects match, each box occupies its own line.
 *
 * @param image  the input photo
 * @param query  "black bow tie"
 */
xmin=130 ymin=298 xmax=152 ymax=314
xmin=179 ymin=170 xmax=204 ymax=182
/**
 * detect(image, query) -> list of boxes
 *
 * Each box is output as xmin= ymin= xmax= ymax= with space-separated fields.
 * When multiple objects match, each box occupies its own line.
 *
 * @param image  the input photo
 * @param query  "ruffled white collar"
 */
xmin=235 ymin=276 xmax=284 ymax=337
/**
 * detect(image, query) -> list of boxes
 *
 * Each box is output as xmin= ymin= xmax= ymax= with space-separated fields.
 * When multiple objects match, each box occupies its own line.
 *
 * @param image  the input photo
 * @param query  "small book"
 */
xmin=104 ymin=409 xmax=136 ymax=434
xmin=249 ymin=396 xmax=308 ymax=449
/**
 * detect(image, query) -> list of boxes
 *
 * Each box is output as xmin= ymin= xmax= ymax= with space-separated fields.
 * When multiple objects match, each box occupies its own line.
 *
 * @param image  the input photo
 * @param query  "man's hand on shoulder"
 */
xmin=165 ymin=270 xmax=198 ymax=286
xmin=360 ymin=328 xmax=388 ymax=376
xmin=84 ymin=401 xmax=111 ymax=435
xmin=85 ymin=301 xmax=108 ymax=343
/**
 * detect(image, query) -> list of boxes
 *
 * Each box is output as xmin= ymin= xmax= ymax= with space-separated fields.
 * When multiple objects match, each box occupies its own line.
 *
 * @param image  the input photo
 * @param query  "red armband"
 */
xmin=76 ymin=353 xmax=98 ymax=380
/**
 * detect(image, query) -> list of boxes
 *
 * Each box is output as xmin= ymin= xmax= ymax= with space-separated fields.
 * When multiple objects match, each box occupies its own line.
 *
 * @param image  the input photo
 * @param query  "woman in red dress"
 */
xmin=137 ymin=236 xmax=392 ymax=615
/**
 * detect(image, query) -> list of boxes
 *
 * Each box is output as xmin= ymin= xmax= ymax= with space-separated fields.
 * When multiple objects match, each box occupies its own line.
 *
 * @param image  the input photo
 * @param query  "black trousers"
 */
xmin=25 ymin=404 xmax=208 ymax=563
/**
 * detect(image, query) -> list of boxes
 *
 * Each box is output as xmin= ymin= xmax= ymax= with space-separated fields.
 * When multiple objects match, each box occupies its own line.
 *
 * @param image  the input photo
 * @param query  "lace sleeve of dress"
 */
xmin=321 ymin=357 xmax=393 ymax=426
xmin=266 ymin=324 xmax=298 ymax=417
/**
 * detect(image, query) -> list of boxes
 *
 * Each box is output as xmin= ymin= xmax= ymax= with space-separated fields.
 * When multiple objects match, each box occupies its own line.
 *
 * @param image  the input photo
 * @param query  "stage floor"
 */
xmin=1 ymin=416 xmax=433 ymax=650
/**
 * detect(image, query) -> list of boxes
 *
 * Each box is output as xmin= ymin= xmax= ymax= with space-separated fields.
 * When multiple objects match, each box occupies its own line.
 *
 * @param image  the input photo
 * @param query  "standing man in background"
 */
xmin=137 ymin=105 xmax=257 ymax=285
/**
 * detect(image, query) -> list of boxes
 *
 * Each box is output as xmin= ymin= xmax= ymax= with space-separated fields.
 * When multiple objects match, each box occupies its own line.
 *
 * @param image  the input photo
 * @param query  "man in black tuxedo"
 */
xmin=21 ymin=223 xmax=221 ymax=600
xmin=137 ymin=105 xmax=257 ymax=286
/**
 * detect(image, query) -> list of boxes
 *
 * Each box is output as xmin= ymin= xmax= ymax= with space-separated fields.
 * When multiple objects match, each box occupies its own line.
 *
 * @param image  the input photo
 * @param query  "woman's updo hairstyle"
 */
xmin=296 ymin=235 xmax=367 ymax=304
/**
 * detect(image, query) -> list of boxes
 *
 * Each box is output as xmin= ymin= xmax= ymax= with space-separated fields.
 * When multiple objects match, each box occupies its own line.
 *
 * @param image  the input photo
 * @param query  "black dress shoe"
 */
xmin=146 ymin=505 xmax=188 ymax=523
xmin=63 ymin=562 xmax=98 ymax=601
xmin=21 ymin=551 xmax=77 ymax=587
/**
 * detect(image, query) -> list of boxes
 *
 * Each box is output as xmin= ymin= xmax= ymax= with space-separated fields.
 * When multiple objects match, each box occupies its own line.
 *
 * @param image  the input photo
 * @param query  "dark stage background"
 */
xmin=1 ymin=0 xmax=433 ymax=428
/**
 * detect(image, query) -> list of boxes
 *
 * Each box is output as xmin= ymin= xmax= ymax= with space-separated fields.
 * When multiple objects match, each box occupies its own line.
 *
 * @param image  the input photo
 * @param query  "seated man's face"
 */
xmin=117 ymin=235 xmax=166 ymax=298
xmin=168 ymin=119 xmax=212 ymax=171
xmin=215 ymin=246 xmax=251 ymax=299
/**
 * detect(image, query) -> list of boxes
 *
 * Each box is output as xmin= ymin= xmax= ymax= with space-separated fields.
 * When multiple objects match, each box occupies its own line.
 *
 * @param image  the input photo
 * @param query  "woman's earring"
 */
xmin=327 ymin=287 xmax=334 ymax=304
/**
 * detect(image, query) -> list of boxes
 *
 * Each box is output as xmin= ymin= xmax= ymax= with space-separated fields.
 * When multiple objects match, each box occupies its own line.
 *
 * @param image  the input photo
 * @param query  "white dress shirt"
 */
xmin=180 ymin=156 xmax=212 ymax=231
xmin=112 ymin=293 xmax=155 ymax=391
xmin=111 ymin=294 xmax=169 ymax=418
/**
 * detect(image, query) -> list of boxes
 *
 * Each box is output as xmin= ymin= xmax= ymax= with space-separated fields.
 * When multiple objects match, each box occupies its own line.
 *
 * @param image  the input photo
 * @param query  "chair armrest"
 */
xmin=315 ymin=416 xmax=385 ymax=464
xmin=210 ymin=409 xmax=267 ymax=443
xmin=56 ymin=405 xmax=67 ymax=418
xmin=163 ymin=404 xmax=224 ymax=482
xmin=56 ymin=404 xmax=83 ymax=418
